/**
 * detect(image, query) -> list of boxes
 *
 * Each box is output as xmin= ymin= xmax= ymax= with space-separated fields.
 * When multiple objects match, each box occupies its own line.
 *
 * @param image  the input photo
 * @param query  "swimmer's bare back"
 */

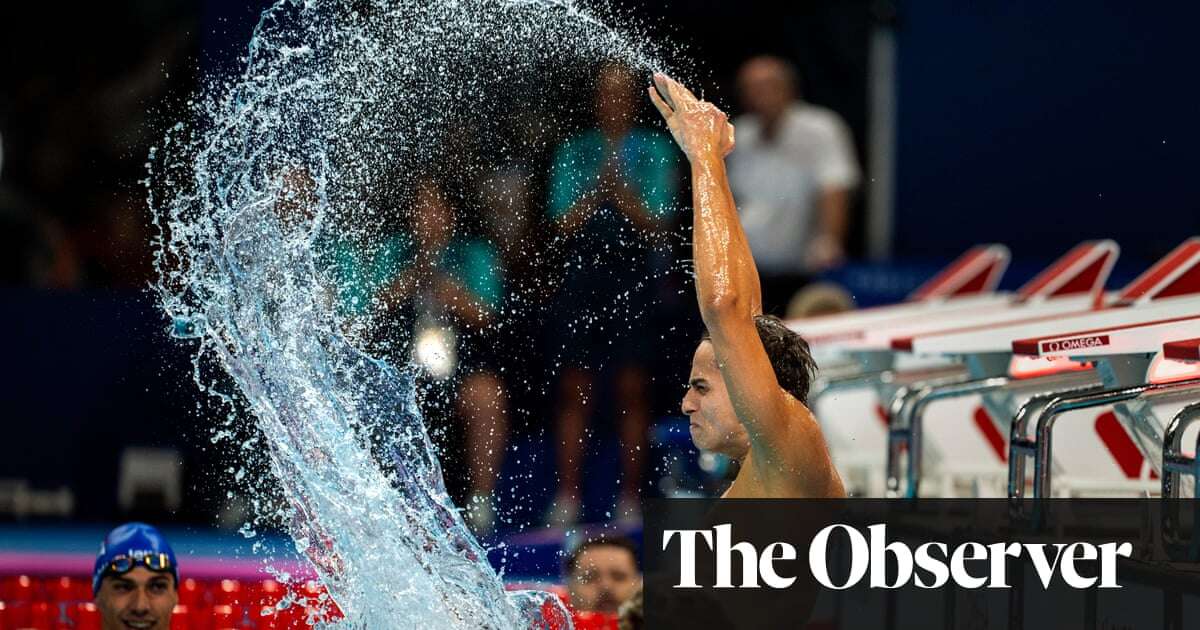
xmin=651 ymin=73 xmax=845 ymax=500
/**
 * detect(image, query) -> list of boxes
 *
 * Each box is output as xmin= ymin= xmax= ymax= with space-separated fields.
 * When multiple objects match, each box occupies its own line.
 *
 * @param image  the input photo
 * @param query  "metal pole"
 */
xmin=810 ymin=370 xmax=895 ymax=407
xmin=885 ymin=383 xmax=920 ymax=498
xmin=1160 ymin=401 xmax=1200 ymax=497
xmin=1031 ymin=380 xmax=1200 ymax=500
xmin=884 ymin=372 xmax=974 ymax=497
xmin=912 ymin=376 xmax=1010 ymax=498
xmin=886 ymin=376 xmax=1009 ymax=498
xmin=890 ymin=368 xmax=1101 ymax=499
xmin=866 ymin=6 xmax=897 ymax=261
xmin=1160 ymin=401 xmax=1200 ymax=560
xmin=1008 ymin=384 xmax=1106 ymax=508
xmin=812 ymin=363 xmax=967 ymax=404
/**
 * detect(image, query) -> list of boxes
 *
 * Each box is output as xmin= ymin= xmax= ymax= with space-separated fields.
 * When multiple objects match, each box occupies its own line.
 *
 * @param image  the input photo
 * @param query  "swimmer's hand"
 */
xmin=648 ymin=73 xmax=735 ymax=162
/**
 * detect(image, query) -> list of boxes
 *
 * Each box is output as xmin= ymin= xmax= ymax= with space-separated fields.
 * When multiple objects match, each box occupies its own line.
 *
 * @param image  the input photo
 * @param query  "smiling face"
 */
xmin=680 ymin=341 xmax=750 ymax=459
xmin=95 ymin=567 xmax=177 ymax=630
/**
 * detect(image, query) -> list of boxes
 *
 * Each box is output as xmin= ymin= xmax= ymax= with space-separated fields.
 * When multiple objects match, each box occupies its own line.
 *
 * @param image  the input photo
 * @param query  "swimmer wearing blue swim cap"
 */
xmin=93 ymin=522 xmax=179 ymax=630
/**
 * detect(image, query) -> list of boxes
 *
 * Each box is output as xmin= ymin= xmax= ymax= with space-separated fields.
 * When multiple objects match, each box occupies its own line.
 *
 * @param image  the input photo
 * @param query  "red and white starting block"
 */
xmin=796 ymin=240 xmax=1120 ymax=496
xmin=894 ymin=238 xmax=1200 ymax=502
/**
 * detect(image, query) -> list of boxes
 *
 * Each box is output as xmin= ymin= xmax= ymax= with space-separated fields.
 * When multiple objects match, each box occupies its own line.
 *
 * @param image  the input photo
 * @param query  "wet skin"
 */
xmin=652 ymin=73 xmax=844 ymax=499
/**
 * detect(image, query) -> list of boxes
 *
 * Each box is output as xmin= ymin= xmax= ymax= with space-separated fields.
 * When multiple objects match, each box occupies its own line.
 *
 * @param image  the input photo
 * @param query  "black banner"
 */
xmin=643 ymin=499 xmax=1200 ymax=630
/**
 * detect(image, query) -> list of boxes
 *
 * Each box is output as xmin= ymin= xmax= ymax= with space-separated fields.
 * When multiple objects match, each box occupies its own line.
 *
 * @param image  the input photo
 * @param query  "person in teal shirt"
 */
xmin=330 ymin=176 xmax=509 ymax=535
xmin=545 ymin=62 xmax=679 ymax=526
xmin=329 ymin=190 xmax=501 ymax=327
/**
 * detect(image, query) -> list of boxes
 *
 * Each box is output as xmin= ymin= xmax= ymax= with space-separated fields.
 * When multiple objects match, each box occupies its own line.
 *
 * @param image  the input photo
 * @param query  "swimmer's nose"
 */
xmin=681 ymin=390 xmax=697 ymax=415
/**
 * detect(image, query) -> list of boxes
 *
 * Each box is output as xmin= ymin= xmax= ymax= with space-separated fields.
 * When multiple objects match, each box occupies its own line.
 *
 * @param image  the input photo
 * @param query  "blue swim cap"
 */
xmin=93 ymin=522 xmax=179 ymax=596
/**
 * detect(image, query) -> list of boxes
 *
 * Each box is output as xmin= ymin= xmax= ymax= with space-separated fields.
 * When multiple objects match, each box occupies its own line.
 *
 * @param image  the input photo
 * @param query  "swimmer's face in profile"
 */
xmin=681 ymin=340 xmax=751 ymax=459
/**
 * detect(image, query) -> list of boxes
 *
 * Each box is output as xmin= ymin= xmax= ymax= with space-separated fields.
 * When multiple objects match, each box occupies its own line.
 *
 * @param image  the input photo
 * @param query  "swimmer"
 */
xmin=650 ymin=74 xmax=845 ymax=499
xmin=93 ymin=522 xmax=179 ymax=630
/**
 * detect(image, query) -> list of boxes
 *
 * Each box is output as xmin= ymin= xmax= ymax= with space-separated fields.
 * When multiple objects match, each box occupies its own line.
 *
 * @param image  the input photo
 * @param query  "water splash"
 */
xmin=148 ymin=0 xmax=672 ymax=627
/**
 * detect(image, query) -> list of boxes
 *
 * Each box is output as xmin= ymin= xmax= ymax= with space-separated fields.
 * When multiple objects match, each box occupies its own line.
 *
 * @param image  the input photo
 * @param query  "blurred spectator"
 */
xmin=77 ymin=191 xmax=155 ymax=287
xmin=476 ymin=162 xmax=547 ymax=423
xmin=479 ymin=165 xmax=538 ymax=276
xmin=729 ymin=55 xmax=860 ymax=314
xmin=333 ymin=177 xmax=510 ymax=534
xmin=544 ymin=62 xmax=679 ymax=526
xmin=92 ymin=522 xmax=179 ymax=630
xmin=0 ymin=126 xmax=82 ymax=288
xmin=785 ymin=281 xmax=856 ymax=319
xmin=0 ymin=203 xmax=81 ymax=288
xmin=565 ymin=536 xmax=641 ymax=615
xmin=0 ymin=8 xmax=194 ymax=290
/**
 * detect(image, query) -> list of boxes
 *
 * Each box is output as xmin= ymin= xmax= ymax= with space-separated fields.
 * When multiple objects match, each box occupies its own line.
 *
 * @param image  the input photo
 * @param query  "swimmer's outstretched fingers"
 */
xmin=647 ymin=73 xmax=735 ymax=160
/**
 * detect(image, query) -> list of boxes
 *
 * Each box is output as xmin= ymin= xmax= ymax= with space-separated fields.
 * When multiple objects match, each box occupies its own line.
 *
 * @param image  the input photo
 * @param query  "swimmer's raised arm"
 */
xmin=648 ymin=74 xmax=755 ymax=318
xmin=651 ymin=74 xmax=838 ymax=496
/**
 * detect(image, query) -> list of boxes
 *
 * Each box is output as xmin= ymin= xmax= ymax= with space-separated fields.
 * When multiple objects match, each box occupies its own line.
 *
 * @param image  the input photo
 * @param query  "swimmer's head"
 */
xmin=93 ymin=523 xmax=179 ymax=630
xmin=682 ymin=315 xmax=816 ymax=458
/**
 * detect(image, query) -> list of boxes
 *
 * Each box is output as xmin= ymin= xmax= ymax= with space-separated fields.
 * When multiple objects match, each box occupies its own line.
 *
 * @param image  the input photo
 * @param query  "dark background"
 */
xmin=892 ymin=2 xmax=1200 ymax=265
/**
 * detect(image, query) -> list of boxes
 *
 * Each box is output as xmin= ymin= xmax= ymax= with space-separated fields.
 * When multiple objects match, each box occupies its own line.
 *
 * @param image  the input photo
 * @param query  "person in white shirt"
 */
xmin=728 ymin=55 xmax=860 ymax=313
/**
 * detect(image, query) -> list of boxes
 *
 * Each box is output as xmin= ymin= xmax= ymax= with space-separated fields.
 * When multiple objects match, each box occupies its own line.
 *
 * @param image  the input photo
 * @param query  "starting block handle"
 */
xmin=1161 ymin=401 xmax=1200 ymax=560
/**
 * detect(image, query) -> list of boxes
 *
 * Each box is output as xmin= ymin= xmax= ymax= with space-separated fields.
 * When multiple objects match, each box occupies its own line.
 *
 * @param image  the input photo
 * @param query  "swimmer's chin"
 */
xmin=687 ymin=422 xmax=709 ymax=449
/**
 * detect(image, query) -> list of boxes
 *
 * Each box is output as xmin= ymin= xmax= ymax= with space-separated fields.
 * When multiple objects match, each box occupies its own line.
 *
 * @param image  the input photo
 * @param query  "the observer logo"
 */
xmin=663 ymin=523 xmax=1133 ymax=591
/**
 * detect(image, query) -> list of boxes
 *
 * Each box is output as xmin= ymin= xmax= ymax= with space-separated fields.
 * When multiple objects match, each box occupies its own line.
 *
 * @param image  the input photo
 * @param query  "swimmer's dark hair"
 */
xmin=700 ymin=314 xmax=817 ymax=405
xmin=564 ymin=535 xmax=640 ymax=576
